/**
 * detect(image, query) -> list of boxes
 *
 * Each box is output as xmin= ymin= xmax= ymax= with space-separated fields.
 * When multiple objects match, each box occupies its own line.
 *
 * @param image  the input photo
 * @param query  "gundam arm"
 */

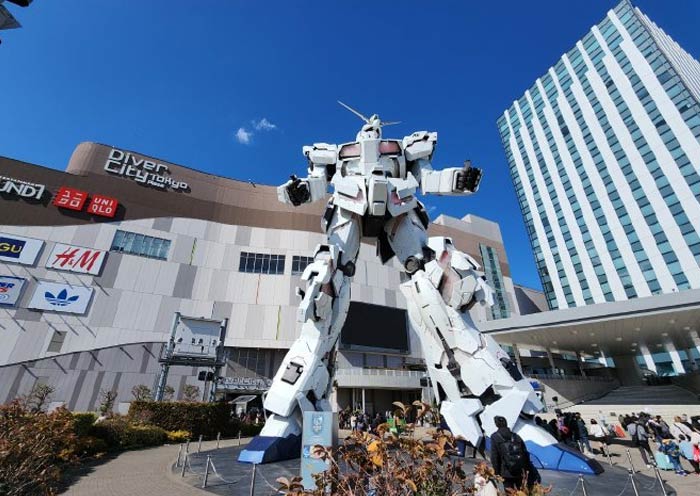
xmin=402 ymin=131 xmax=483 ymax=196
xmin=277 ymin=143 xmax=338 ymax=206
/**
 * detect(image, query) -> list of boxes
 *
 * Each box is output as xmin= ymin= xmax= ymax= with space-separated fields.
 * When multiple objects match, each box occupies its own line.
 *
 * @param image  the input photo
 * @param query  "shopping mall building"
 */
xmin=0 ymin=142 xmax=550 ymax=415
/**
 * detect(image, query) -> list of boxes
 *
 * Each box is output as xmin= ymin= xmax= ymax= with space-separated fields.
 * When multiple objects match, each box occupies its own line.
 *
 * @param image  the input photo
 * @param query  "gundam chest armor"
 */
xmin=238 ymin=103 xmax=602 ymax=476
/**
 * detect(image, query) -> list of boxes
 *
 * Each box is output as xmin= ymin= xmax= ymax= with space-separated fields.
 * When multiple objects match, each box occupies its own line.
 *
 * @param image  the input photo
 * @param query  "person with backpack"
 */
xmin=490 ymin=416 xmax=540 ymax=491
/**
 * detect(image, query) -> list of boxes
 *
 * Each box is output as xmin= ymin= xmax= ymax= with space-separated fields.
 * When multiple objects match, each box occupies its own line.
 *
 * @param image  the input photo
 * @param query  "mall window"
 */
xmin=111 ymin=230 xmax=171 ymax=260
xmin=46 ymin=331 xmax=66 ymax=353
xmin=479 ymin=244 xmax=511 ymax=320
xmin=291 ymin=255 xmax=314 ymax=275
xmin=238 ymin=252 xmax=286 ymax=275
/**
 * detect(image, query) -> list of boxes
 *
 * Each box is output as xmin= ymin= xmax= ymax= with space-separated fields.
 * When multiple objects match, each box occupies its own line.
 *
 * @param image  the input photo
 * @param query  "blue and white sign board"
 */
xmin=0 ymin=233 xmax=43 ymax=265
xmin=28 ymin=281 xmax=94 ymax=314
xmin=300 ymin=411 xmax=337 ymax=490
xmin=0 ymin=276 xmax=26 ymax=306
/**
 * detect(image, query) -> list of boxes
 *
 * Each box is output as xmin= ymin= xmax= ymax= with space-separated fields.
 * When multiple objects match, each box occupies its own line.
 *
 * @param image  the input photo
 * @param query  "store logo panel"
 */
xmin=0 ymin=175 xmax=46 ymax=200
xmin=0 ymin=233 xmax=43 ymax=265
xmin=52 ymin=187 xmax=89 ymax=211
xmin=28 ymin=281 xmax=94 ymax=314
xmin=0 ymin=276 xmax=26 ymax=306
xmin=87 ymin=195 xmax=118 ymax=218
xmin=45 ymin=243 xmax=107 ymax=275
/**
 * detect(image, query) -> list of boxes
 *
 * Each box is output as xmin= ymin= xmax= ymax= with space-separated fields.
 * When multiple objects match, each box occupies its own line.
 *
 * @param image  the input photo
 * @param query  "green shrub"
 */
xmin=240 ymin=422 xmax=264 ymax=437
xmin=73 ymin=412 xmax=98 ymax=437
xmin=89 ymin=416 xmax=167 ymax=450
xmin=74 ymin=435 xmax=110 ymax=458
xmin=128 ymin=401 xmax=239 ymax=438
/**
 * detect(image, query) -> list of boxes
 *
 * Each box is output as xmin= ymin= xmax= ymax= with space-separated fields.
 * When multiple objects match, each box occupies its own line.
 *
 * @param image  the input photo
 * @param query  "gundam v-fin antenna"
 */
xmin=338 ymin=100 xmax=370 ymax=123
xmin=337 ymin=100 xmax=401 ymax=127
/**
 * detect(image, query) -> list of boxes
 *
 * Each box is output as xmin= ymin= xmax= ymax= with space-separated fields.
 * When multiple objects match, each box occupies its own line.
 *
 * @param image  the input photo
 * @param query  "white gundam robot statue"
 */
xmin=239 ymin=103 xmax=602 ymax=475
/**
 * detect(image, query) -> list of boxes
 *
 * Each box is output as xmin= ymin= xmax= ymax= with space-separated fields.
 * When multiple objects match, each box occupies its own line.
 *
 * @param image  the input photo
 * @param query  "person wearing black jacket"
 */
xmin=490 ymin=416 xmax=541 ymax=491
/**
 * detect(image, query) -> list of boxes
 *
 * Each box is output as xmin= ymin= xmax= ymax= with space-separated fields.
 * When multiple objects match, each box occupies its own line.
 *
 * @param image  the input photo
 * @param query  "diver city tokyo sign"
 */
xmin=0 ymin=233 xmax=44 ymax=265
xmin=28 ymin=281 xmax=94 ymax=314
xmin=104 ymin=149 xmax=189 ymax=192
xmin=45 ymin=244 xmax=107 ymax=275
xmin=0 ymin=276 xmax=26 ymax=306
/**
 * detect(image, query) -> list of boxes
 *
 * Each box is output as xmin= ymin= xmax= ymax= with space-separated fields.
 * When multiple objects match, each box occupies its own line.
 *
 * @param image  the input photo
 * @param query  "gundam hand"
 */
xmin=285 ymin=175 xmax=311 ymax=206
xmin=454 ymin=160 xmax=483 ymax=193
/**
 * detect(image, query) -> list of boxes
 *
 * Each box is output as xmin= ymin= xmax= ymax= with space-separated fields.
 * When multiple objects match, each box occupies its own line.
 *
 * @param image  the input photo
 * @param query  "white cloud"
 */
xmin=235 ymin=127 xmax=252 ymax=145
xmin=252 ymin=118 xmax=277 ymax=131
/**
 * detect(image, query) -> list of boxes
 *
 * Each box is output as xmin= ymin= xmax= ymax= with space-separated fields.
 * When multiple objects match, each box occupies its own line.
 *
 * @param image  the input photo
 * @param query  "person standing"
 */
xmin=631 ymin=417 xmax=654 ymax=468
xmin=660 ymin=438 xmax=688 ymax=476
xmin=574 ymin=413 xmax=593 ymax=455
xmin=490 ymin=416 xmax=540 ymax=491
xmin=588 ymin=419 xmax=609 ymax=456
xmin=678 ymin=435 xmax=700 ymax=476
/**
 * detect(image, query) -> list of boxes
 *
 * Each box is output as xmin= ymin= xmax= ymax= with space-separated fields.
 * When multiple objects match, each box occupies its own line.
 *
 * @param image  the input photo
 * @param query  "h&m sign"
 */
xmin=45 ymin=243 xmax=107 ymax=275
xmin=104 ymin=149 xmax=189 ymax=192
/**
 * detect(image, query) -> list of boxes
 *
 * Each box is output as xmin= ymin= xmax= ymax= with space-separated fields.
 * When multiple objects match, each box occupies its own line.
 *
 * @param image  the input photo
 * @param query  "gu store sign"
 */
xmin=0 ymin=276 xmax=26 ymax=306
xmin=45 ymin=244 xmax=107 ymax=275
xmin=28 ymin=281 xmax=94 ymax=314
xmin=104 ymin=149 xmax=189 ymax=192
xmin=0 ymin=233 xmax=44 ymax=265
xmin=0 ymin=176 xmax=45 ymax=200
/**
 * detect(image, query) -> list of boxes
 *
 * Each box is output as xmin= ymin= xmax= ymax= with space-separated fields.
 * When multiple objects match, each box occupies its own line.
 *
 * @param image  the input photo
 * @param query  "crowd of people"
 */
xmin=533 ymin=410 xmax=700 ymax=477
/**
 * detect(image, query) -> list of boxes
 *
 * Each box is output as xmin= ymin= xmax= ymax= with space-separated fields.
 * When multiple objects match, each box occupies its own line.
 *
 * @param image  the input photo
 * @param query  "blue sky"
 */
xmin=1 ymin=0 xmax=698 ymax=290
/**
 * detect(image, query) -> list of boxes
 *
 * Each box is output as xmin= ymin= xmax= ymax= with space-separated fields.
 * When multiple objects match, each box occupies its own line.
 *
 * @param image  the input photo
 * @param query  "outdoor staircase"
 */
xmin=560 ymin=385 xmax=700 ymax=419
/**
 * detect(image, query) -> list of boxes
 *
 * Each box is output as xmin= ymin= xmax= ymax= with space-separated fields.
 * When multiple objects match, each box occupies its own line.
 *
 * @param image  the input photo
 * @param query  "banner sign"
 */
xmin=217 ymin=377 xmax=272 ymax=391
xmin=45 ymin=244 xmax=107 ymax=275
xmin=0 ymin=175 xmax=46 ymax=201
xmin=28 ymin=281 xmax=94 ymax=314
xmin=0 ymin=276 xmax=26 ymax=306
xmin=300 ymin=411 xmax=337 ymax=489
xmin=104 ymin=148 xmax=189 ymax=192
xmin=0 ymin=233 xmax=44 ymax=265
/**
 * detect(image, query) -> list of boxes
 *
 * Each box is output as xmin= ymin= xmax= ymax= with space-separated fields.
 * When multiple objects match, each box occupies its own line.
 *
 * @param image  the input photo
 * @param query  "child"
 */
xmin=660 ymin=439 xmax=688 ymax=476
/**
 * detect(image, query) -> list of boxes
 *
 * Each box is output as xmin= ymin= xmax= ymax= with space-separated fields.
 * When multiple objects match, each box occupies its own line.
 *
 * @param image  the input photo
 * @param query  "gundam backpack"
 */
xmin=654 ymin=451 xmax=674 ymax=470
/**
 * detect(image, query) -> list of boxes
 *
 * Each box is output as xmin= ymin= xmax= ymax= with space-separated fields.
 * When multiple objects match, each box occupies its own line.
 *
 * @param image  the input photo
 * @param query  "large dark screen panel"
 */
xmin=340 ymin=301 xmax=409 ymax=353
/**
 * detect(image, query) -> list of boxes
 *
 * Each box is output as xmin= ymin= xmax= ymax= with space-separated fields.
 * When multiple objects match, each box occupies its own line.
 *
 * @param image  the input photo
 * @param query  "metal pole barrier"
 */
xmin=198 ymin=434 xmax=203 ymax=453
xmin=186 ymin=438 xmax=191 ymax=453
xmin=202 ymin=455 xmax=211 ymax=488
xmin=176 ymin=443 xmax=183 ymax=467
xmin=238 ymin=431 xmax=241 ymax=446
xmin=249 ymin=463 xmax=257 ymax=496
xmin=626 ymin=448 xmax=636 ymax=473
xmin=654 ymin=465 xmax=668 ymax=496
xmin=578 ymin=474 xmax=588 ymax=496
xmin=216 ymin=431 xmax=221 ymax=449
xmin=180 ymin=453 xmax=188 ymax=477
xmin=628 ymin=469 xmax=640 ymax=496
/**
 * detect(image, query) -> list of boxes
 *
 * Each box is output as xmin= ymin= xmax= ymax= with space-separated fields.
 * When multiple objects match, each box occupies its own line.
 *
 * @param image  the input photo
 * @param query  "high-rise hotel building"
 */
xmin=498 ymin=0 xmax=700 ymax=310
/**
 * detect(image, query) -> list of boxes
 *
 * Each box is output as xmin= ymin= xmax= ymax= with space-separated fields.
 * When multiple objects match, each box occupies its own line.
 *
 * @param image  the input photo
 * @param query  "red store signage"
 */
xmin=87 ymin=195 xmax=118 ymax=218
xmin=52 ymin=186 xmax=119 ymax=218
xmin=52 ymin=187 xmax=88 ymax=211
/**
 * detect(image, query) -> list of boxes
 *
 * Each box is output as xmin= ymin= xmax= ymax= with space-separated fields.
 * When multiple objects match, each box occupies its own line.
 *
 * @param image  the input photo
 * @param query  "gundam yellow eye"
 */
xmin=339 ymin=143 xmax=360 ymax=159
xmin=379 ymin=140 xmax=401 ymax=155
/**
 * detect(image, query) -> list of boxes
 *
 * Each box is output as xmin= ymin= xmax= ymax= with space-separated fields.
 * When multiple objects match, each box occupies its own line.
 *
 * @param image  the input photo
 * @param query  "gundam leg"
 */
xmin=388 ymin=214 xmax=603 ymax=474
xmin=239 ymin=204 xmax=360 ymax=464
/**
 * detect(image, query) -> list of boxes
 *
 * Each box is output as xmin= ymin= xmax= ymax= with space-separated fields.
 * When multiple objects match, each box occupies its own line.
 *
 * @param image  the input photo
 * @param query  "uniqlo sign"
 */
xmin=52 ymin=187 xmax=88 ymax=211
xmin=45 ymin=243 xmax=107 ymax=275
xmin=87 ymin=195 xmax=118 ymax=218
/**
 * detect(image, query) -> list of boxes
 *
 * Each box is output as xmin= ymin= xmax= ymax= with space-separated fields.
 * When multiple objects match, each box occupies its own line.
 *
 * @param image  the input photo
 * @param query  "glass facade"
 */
xmin=479 ymin=244 xmax=510 ymax=319
xmin=111 ymin=230 xmax=171 ymax=260
xmin=498 ymin=0 xmax=700 ymax=310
